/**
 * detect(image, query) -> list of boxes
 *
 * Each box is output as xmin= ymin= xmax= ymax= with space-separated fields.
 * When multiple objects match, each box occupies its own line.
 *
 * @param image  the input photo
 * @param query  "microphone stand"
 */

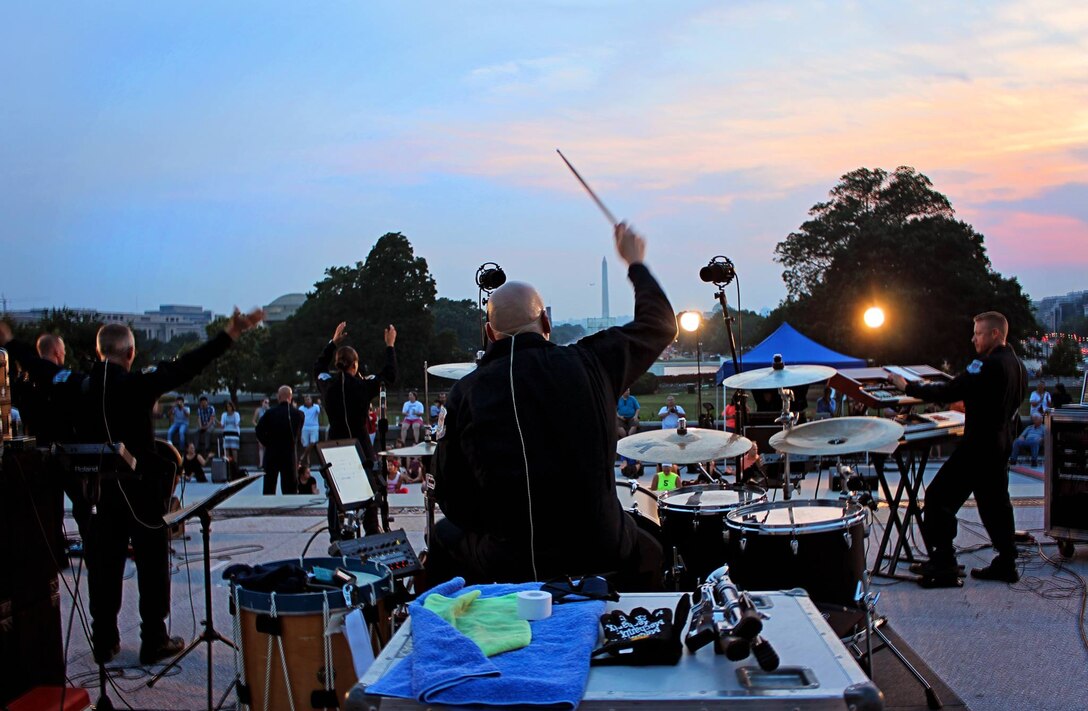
xmin=376 ymin=385 xmax=389 ymax=533
xmin=714 ymin=285 xmax=749 ymax=488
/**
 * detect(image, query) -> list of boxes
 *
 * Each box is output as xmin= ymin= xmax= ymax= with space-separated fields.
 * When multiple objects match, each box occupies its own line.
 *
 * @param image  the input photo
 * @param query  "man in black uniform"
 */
xmin=0 ymin=326 xmax=73 ymax=444
xmin=65 ymin=308 xmax=264 ymax=664
xmin=429 ymin=222 xmax=676 ymax=588
xmin=314 ymin=322 xmax=397 ymax=540
xmin=889 ymin=311 xmax=1027 ymax=587
xmin=255 ymin=385 xmax=305 ymax=494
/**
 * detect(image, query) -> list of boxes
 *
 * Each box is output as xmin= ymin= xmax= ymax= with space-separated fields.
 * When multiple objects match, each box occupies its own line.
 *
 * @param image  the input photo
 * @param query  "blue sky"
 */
xmin=2 ymin=1 xmax=1086 ymax=323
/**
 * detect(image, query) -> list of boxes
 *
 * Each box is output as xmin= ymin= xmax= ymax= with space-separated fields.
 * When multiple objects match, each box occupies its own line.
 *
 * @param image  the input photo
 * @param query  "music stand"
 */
xmin=147 ymin=472 xmax=263 ymax=711
xmin=316 ymin=439 xmax=375 ymax=540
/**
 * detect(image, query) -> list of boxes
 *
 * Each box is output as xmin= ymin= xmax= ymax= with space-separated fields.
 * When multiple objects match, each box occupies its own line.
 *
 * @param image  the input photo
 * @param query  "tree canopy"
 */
xmin=771 ymin=167 xmax=1038 ymax=367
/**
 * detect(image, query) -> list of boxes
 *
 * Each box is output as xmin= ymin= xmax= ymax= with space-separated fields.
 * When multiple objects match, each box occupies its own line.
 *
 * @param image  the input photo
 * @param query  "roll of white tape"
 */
xmin=516 ymin=590 xmax=552 ymax=620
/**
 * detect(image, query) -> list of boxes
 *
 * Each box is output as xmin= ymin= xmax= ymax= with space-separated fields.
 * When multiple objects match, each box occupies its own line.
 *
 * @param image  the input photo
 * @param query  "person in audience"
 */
xmin=255 ymin=385 xmax=305 ymax=495
xmin=616 ymin=388 xmax=641 ymax=438
xmin=649 ymin=463 xmax=681 ymax=492
xmin=220 ymin=399 xmax=242 ymax=469
xmin=182 ymin=442 xmax=208 ymax=483
xmin=1010 ymin=412 xmax=1046 ymax=466
xmin=253 ymin=397 xmax=270 ymax=466
xmin=1029 ymin=381 xmax=1051 ymax=417
xmin=385 ymin=456 xmax=408 ymax=494
xmin=1052 ymin=382 xmax=1073 ymax=409
xmin=167 ymin=396 xmax=189 ymax=451
xmin=401 ymin=391 xmax=425 ymax=444
xmin=816 ymin=387 xmax=835 ymax=418
xmin=658 ymin=395 xmax=685 ymax=429
xmin=297 ymin=466 xmax=319 ymax=495
xmin=403 ymin=456 xmax=425 ymax=484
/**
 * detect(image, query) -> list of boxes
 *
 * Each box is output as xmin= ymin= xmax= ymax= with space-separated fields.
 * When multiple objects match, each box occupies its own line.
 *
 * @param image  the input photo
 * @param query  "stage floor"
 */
xmin=42 ymin=463 xmax=1085 ymax=711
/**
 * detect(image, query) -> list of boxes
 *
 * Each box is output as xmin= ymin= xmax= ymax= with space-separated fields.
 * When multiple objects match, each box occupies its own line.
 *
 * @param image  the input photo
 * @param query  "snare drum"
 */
xmin=614 ymin=481 xmax=660 ymax=533
xmin=230 ymin=557 xmax=393 ymax=711
xmin=657 ymin=484 xmax=766 ymax=588
xmin=725 ymin=499 xmax=867 ymax=606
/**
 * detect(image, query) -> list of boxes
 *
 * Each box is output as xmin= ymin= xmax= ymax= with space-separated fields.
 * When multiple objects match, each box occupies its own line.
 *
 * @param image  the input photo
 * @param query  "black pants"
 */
xmin=263 ymin=454 xmax=298 ymax=495
xmin=72 ymin=476 xmax=172 ymax=657
xmin=425 ymin=518 xmax=663 ymax=592
xmin=920 ymin=443 xmax=1016 ymax=566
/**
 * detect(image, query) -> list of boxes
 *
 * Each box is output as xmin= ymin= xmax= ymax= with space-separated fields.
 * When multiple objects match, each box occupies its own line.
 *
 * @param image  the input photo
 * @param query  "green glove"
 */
xmin=423 ymin=590 xmax=531 ymax=657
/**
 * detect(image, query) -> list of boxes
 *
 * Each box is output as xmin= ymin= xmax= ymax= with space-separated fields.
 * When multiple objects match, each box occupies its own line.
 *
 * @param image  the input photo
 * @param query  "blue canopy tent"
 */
xmin=714 ymin=322 xmax=866 ymax=385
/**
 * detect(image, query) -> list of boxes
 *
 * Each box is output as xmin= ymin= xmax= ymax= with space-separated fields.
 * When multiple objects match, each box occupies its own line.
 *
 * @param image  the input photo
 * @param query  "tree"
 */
xmin=551 ymin=323 xmax=586 ymax=345
xmin=269 ymin=232 xmax=438 ymax=390
xmin=770 ymin=167 xmax=1038 ymax=367
xmin=431 ymin=298 xmax=483 ymax=360
xmin=1043 ymin=336 xmax=1083 ymax=377
xmin=181 ymin=318 xmax=270 ymax=402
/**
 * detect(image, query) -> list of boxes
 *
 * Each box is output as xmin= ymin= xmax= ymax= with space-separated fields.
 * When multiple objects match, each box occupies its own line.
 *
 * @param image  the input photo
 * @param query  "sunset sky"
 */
xmin=3 ymin=1 xmax=1086 ymax=324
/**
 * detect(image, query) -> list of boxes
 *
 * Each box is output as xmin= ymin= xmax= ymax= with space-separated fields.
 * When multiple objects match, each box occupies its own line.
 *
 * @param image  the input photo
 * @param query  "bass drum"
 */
xmin=657 ymin=484 xmax=766 ymax=589
xmin=725 ymin=499 xmax=867 ymax=606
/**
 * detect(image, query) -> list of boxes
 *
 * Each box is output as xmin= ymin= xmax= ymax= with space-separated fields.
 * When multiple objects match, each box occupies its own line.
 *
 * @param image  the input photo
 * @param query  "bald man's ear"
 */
xmin=485 ymin=322 xmax=499 ymax=343
xmin=541 ymin=311 xmax=551 ymax=340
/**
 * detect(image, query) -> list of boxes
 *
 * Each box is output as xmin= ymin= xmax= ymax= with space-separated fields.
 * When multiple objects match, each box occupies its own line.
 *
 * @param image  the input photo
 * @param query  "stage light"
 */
xmin=680 ymin=311 xmax=703 ymax=333
xmin=864 ymin=307 xmax=885 ymax=329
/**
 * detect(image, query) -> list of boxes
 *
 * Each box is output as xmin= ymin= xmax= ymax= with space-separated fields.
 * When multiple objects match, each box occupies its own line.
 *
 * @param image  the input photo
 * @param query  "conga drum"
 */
xmin=230 ymin=558 xmax=393 ymax=711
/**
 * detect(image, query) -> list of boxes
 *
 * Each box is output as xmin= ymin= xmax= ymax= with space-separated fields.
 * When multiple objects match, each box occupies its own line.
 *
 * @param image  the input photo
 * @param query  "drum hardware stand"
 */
xmin=706 ymin=258 xmax=749 ymax=490
xmin=148 ymin=473 xmax=263 ymax=711
xmin=775 ymin=383 xmax=798 ymax=500
xmin=852 ymin=576 xmax=944 ymax=709
xmin=872 ymin=439 xmax=941 ymax=580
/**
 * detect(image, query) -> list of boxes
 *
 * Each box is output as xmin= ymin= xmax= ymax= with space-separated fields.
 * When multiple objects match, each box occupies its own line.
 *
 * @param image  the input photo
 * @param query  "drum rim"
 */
xmin=658 ymin=484 xmax=767 ymax=513
xmin=231 ymin=557 xmax=393 ymax=613
xmin=725 ymin=498 xmax=867 ymax=534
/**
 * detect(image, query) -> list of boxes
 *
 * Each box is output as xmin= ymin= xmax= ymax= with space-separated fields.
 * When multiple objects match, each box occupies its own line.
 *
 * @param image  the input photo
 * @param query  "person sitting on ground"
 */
xmin=401 ymin=391 xmax=425 ymax=444
xmin=297 ymin=467 xmax=319 ymax=495
xmin=658 ymin=395 xmax=685 ymax=429
xmin=616 ymin=388 xmax=641 ymax=438
xmin=403 ymin=456 xmax=425 ymax=484
xmin=1010 ymin=413 xmax=1046 ymax=466
xmin=620 ymin=456 xmax=643 ymax=479
xmin=650 ymin=463 xmax=681 ymax=492
xmin=385 ymin=457 xmax=408 ymax=494
xmin=182 ymin=443 xmax=208 ymax=483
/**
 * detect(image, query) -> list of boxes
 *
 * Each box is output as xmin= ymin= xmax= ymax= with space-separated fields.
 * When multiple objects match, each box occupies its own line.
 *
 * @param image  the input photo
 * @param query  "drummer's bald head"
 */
xmin=486 ymin=281 xmax=550 ymax=342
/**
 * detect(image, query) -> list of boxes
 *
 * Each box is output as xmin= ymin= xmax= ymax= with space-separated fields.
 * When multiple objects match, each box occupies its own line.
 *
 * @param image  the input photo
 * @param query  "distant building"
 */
xmin=265 ymin=293 xmax=306 ymax=323
xmin=1033 ymin=290 xmax=1088 ymax=331
xmin=5 ymin=304 xmax=214 ymax=342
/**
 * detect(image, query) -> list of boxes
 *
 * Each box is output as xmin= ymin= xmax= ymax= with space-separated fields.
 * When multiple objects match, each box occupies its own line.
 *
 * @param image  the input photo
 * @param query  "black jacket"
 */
xmin=314 ymin=343 xmax=396 ymax=463
xmin=905 ymin=343 xmax=1027 ymax=452
xmin=435 ymin=263 xmax=676 ymax=580
xmin=73 ymin=332 xmax=234 ymax=466
xmin=255 ymin=402 xmax=305 ymax=462
xmin=3 ymin=339 xmax=66 ymax=443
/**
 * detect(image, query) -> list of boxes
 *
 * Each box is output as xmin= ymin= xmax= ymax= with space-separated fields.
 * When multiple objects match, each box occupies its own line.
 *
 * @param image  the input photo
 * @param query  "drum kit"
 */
xmin=614 ymin=360 xmax=906 ymax=604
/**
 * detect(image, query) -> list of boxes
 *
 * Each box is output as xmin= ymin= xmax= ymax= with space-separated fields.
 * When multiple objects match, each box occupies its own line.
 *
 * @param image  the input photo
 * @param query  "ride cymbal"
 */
xmin=722 ymin=364 xmax=837 ymax=390
xmin=427 ymin=362 xmax=477 ymax=380
xmin=768 ymin=416 xmax=904 ymax=456
xmin=617 ymin=428 xmax=752 ymax=464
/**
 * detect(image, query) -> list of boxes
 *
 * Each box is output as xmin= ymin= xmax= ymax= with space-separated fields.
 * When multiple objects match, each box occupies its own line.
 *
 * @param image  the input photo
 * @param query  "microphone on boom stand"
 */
xmin=476 ymin=262 xmax=507 ymax=352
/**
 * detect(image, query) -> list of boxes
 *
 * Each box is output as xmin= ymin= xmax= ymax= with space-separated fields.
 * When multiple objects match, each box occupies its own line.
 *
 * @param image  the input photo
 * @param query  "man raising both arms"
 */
xmin=430 ymin=222 xmax=676 ymax=588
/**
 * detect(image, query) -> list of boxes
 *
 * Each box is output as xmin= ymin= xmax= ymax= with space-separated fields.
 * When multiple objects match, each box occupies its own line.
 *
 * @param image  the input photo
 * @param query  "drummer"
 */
xmin=429 ymin=222 xmax=676 ymax=589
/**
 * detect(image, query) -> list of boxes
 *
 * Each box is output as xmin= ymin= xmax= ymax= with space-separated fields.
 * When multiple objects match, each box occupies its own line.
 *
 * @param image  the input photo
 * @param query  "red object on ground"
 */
xmin=8 ymin=686 xmax=91 ymax=711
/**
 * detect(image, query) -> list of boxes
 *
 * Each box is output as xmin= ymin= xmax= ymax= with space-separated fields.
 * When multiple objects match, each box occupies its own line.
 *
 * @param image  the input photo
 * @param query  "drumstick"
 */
xmin=556 ymin=149 xmax=618 ymax=226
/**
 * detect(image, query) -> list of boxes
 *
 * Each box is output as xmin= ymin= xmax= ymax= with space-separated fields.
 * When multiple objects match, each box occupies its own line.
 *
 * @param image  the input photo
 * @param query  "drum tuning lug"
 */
xmin=342 ymin=584 xmax=355 ymax=607
xmin=790 ymin=538 xmax=799 ymax=555
xmin=722 ymin=529 xmax=730 ymax=545
xmin=843 ymin=530 xmax=851 ymax=548
xmin=692 ymin=517 xmax=699 ymax=531
xmin=739 ymin=537 xmax=747 ymax=553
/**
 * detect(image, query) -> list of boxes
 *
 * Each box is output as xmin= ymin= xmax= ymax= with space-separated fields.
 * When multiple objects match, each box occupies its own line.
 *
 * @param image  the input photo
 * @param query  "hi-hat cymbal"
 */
xmin=722 ymin=364 xmax=837 ymax=390
xmin=617 ymin=428 xmax=753 ymax=464
xmin=427 ymin=362 xmax=477 ymax=380
xmin=769 ymin=416 xmax=904 ymax=456
xmin=380 ymin=441 xmax=438 ymax=457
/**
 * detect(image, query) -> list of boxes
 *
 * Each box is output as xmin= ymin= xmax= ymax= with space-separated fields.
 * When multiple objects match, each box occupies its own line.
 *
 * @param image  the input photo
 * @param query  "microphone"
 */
xmin=699 ymin=257 xmax=736 ymax=285
xmin=476 ymin=262 xmax=507 ymax=291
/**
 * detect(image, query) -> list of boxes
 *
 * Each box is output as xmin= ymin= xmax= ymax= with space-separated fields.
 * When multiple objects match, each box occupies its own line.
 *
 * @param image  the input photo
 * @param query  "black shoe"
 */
xmin=140 ymin=636 xmax=184 ymax=665
xmin=970 ymin=562 xmax=1020 ymax=583
xmin=910 ymin=561 xmax=965 ymax=577
xmin=917 ymin=574 xmax=964 ymax=589
xmin=93 ymin=641 xmax=121 ymax=665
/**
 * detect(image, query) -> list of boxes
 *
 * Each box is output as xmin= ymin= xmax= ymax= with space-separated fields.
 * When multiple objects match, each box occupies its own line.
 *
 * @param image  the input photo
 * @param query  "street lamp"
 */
xmin=863 ymin=306 xmax=885 ymax=329
xmin=679 ymin=311 xmax=704 ymax=425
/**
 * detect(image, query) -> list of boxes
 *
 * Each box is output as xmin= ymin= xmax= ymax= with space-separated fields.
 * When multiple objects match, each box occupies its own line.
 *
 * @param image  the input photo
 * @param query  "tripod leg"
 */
xmin=873 ymin=625 xmax=943 ymax=710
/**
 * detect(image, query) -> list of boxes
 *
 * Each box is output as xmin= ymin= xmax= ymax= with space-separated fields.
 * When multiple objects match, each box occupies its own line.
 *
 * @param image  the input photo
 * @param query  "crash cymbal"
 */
xmin=427 ymin=362 xmax=477 ymax=380
xmin=617 ymin=428 xmax=753 ymax=464
xmin=722 ymin=364 xmax=837 ymax=390
xmin=769 ymin=416 xmax=904 ymax=456
xmin=380 ymin=441 xmax=438 ymax=457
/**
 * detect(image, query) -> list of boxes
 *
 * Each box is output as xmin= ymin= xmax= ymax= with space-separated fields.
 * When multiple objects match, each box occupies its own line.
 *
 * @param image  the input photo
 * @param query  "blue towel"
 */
xmin=369 ymin=577 xmax=606 ymax=708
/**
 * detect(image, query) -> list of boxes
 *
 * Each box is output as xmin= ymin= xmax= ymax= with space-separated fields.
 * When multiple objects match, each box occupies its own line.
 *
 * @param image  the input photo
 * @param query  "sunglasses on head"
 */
xmin=541 ymin=576 xmax=619 ymax=604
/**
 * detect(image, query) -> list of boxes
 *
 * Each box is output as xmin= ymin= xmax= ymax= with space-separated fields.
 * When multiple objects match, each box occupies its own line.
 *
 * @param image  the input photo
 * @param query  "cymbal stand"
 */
xmin=850 ymin=506 xmax=943 ymax=710
xmin=776 ymin=386 xmax=797 ymax=500
xmin=710 ymin=275 xmax=749 ymax=489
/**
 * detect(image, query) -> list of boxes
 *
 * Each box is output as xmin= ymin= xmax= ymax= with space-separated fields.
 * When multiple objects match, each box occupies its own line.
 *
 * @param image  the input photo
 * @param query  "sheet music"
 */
xmin=323 ymin=444 xmax=374 ymax=508
xmin=884 ymin=365 xmax=923 ymax=383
